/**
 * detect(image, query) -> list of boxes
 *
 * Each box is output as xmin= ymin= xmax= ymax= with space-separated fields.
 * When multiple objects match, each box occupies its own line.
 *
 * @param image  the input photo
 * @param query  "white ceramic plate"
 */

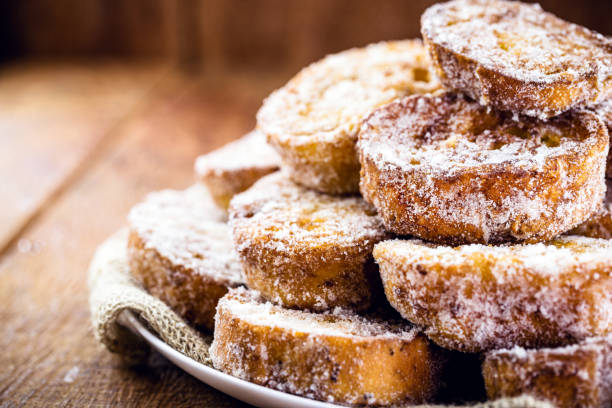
xmin=120 ymin=311 xmax=340 ymax=408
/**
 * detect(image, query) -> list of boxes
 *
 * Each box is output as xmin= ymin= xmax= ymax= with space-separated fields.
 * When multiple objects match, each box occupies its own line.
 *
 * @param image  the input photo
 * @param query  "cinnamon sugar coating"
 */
xmin=484 ymin=334 xmax=612 ymax=408
xmin=229 ymin=173 xmax=389 ymax=311
xmin=569 ymin=180 xmax=612 ymax=239
xmin=210 ymin=288 xmax=444 ymax=406
xmin=374 ymin=236 xmax=612 ymax=353
xmin=358 ymin=92 xmax=608 ymax=245
xmin=257 ymin=40 xmax=441 ymax=194
xmin=195 ymin=130 xmax=280 ymax=210
xmin=422 ymin=0 xmax=612 ymax=119
xmin=593 ymin=98 xmax=612 ymax=178
xmin=127 ymin=185 xmax=243 ymax=330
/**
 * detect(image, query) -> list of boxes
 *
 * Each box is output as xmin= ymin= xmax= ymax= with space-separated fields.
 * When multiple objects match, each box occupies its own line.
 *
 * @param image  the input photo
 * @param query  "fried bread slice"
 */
xmin=195 ymin=130 xmax=280 ymax=210
xmin=421 ymin=0 xmax=612 ymax=119
xmin=127 ymin=185 xmax=243 ymax=330
xmin=210 ymin=288 xmax=444 ymax=406
xmin=569 ymin=179 xmax=612 ymax=239
xmin=257 ymin=40 xmax=440 ymax=194
xmin=358 ymin=92 xmax=608 ymax=245
xmin=229 ymin=172 xmax=389 ymax=311
xmin=483 ymin=335 xmax=612 ymax=408
xmin=373 ymin=236 xmax=612 ymax=353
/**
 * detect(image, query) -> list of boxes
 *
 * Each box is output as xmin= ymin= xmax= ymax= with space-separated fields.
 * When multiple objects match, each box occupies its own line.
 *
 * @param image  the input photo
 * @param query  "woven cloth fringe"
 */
xmin=88 ymin=230 xmax=552 ymax=408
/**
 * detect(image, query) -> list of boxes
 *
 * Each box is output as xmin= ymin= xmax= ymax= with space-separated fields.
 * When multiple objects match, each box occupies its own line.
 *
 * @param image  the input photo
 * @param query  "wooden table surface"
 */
xmin=0 ymin=60 xmax=291 ymax=407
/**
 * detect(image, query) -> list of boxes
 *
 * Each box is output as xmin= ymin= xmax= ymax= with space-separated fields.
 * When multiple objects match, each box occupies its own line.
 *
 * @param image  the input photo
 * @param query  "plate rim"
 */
xmin=119 ymin=310 xmax=341 ymax=408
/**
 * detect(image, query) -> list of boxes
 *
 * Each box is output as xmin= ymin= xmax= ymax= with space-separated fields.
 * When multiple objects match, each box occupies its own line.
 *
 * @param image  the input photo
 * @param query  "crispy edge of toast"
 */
xmin=210 ymin=288 xmax=444 ymax=405
xmin=483 ymin=336 xmax=612 ymax=408
xmin=127 ymin=229 xmax=239 ymax=331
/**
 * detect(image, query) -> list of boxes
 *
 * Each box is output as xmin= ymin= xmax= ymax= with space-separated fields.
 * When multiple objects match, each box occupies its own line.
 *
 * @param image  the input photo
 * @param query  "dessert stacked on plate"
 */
xmin=126 ymin=0 xmax=612 ymax=406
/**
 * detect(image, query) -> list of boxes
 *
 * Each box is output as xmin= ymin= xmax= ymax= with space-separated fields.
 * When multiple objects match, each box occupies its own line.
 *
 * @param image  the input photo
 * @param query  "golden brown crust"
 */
xmin=266 ymin=130 xmax=361 ymax=195
xmin=358 ymin=92 xmax=608 ymax=245
xmin=258 ymin=40 xmax=441 ymax=194
xmin=373 ymin=236 xmax=612 ymax=353
xmin=483 ymin=335 xmax=612 ymax=408
xmin=195 ymin=131 xmax=280 ymax=210
xmin=592 ymin=98 xmax=612 ymax=178
xmin=127 ymin=186 xmax=243 ymax=331
xmin=127 ymin=232 xmax=235 ymax=330
xmin=229 ymin=173 xmax=389 ymax=311
xmin=569 ymin=180 xmax=612 ymax=239
xmin=421 ymin=0 xmax=612 ymax=119
xmin=210 ymin=288 xmax=444 ymax=406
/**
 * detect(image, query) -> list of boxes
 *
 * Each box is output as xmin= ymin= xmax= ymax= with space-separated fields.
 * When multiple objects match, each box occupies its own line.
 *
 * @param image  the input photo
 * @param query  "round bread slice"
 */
xmin=569 ymin=179 xmax=612 ymax=239
xmin=229 ymin=172 xmax=389 ymax=311
xmin=373 ymin=236 xmax=612 ymax=353
xmin=358 ymin=92 xmax=608 ymax=245
xmin=195 ymin=130 xmax=280 ymax=210
xmin=257 ymin=39 xmax=441 ymax=194
xmin=483 ymin=335 xmax=612 ymax=408
xmin=127 ymin=185 xmax=243 ymax=331
xmin=421 ymin=0 xmax=612 ymax=119
xmin=210 ymin=288 xmax=444 ymax=406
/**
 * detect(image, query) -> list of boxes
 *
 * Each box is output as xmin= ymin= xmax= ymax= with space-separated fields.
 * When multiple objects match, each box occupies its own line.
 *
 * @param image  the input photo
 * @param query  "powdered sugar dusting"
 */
xmin=594 ymin=98 xmax=612 ymax=178
xmin=374 ymin=236 xmax=612 ymax=352
xmin=595 ymin=98 xmax=612 ymax=129
xmin=194 ymin=130 xmax=281 ymax=208
xmin=383 ymin=236 xmax=612 ymax=272
xmin=570 ymin=179 xmax=612 ymax=239
xmin=484 ymin=334 xmax=612 ymax=407
xmin=128 ymin=185 xmax=243 ymax=284
xmin=195 ymin=130 xmax=280 ymax=175
xmin=361 ymin=92 xmax=603 ymax=175
xmin=218 ymin=288 xmax=417 ymax=339
xmin=258 ymin=40 xmax=440 ymax=144
xmin=230 ymin=173 xmax=387 ymax=253
xmin=422 ymin=0 xmax=611 ymax=83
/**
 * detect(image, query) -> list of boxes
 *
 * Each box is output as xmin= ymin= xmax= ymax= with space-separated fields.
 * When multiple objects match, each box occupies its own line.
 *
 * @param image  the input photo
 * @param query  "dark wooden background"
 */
xmin=1 ymin=0 xmax=610 ymax=70
xmin=0 ymin=1 xmax=610 ymax=407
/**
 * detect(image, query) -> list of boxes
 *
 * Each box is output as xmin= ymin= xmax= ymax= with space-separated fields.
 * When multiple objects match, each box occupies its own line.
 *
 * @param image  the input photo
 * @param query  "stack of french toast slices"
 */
xmin=125 ymin=0 xmax=612 ymax=406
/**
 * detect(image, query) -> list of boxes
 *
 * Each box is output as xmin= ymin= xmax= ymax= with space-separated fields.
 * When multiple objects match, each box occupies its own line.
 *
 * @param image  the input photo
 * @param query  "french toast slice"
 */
xmin=195 ymin=130 xmax=280 ymax=210
xmin=373 ymin=236 xmax=612 ymax=353
xmin=483 ymin=335 xmax=612 ymax=408
xmin=569 ymin=179 xmax=612 ymax=239
xmin=127 ymin=185 xmax=243 ymax=330
xmin=229 ymin=172 xmax=389 ymax=311
xmin=210 ymin=288 xmax=444 ymax=406
xmin=358 ymin=92 xmax=608 ymax=245
xmin=257 ymin=40 xmax=440 ymax=194
xmin=421 ymin=0 xmax=612 ymax=119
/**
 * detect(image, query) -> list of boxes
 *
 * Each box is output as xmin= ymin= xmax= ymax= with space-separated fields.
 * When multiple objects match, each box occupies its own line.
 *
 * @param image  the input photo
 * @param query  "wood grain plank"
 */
xmin=0 ymin=61 xmax=166 ymax=253
xmin=0 ymin=69 xmax=284 ymax=407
